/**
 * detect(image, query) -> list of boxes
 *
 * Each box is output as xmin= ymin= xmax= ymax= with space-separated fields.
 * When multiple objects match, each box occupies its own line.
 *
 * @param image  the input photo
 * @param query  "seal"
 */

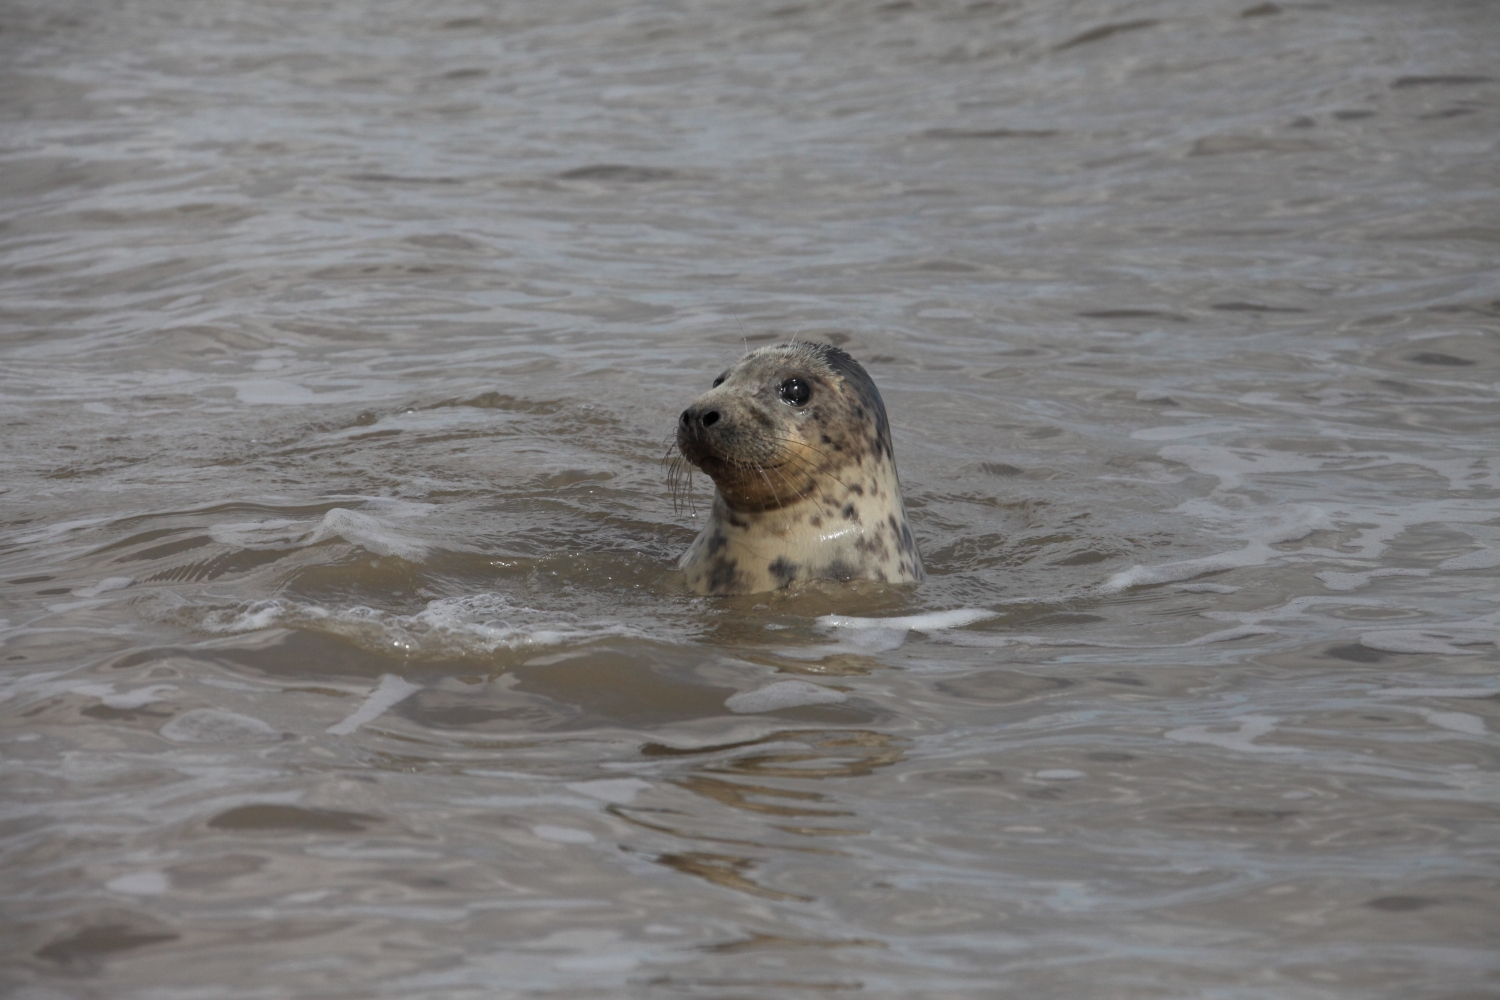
xmin=674 ymin=342 xmax=923 ymax=595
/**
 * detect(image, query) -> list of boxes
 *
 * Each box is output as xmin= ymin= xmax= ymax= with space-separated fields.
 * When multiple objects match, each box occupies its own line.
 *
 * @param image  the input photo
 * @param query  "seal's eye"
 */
xmin=778 ymin=377 xmax=811 ymax=407
xmin=712 ymin=371 xmax=727 ymax=388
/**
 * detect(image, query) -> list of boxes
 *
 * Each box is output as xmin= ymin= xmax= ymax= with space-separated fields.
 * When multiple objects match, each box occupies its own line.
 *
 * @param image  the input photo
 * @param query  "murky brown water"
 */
xmin=3 ymin=0 xmax=1498 ymax=996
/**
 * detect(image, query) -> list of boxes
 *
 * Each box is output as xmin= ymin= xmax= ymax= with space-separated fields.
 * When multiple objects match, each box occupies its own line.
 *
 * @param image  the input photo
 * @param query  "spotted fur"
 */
xmin=675 ymin=342 xmax=923 ymax=595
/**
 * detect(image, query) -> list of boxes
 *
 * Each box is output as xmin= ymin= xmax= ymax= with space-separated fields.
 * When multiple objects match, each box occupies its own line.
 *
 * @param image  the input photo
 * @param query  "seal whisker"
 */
xmin=728 ymin=305 xmax=753 ymax=357
xmin=661 ymin=435 xmax=698 ymax=515
xmin=762 ymin=438 xmax=860 ymax=493
xmin=753 ymin=461 xmax=786 ymax=511
xmin=772 ymin=451 xmax=845 ymax=493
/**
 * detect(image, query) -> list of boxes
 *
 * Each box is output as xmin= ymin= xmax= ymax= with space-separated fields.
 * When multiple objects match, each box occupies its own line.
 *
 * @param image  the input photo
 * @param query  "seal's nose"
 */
xmin=680 ymin=408 xmax=720 ymax=429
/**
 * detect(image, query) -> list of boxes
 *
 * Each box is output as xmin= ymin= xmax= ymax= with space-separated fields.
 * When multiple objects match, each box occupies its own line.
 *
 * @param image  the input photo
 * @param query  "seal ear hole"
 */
xmin=779 ymin=377 xmax=811 ymax=407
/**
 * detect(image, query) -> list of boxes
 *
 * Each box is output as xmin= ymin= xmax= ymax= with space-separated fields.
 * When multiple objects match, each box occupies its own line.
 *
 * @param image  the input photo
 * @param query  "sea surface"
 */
xmin=2 ymin=0 xmax=1498 ymax=996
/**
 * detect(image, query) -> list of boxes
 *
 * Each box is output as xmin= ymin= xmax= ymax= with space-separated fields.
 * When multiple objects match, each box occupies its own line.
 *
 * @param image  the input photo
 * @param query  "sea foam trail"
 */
xmin=812 ymin=608 xmax=999 ymax=653
xmin=818 ymin=609 xmax=998 ymax=632
xmin=327 ymin=674 xmax=423 ymax=735
xmin=209 ymin=501 xmax=436 ymax=561
xmin=201 ymin=593 xmax=651 ymax=657
xmin=1104 ymin=504 xmax=1334 ymax=591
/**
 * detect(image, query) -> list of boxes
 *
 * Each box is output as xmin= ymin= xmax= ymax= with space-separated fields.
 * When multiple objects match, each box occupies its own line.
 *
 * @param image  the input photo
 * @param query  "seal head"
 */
xmin=675 ymin=342 xmax=923 ymax=595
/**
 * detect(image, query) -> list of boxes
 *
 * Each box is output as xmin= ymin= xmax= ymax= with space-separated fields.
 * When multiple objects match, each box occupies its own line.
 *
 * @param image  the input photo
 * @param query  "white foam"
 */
xmin=1165 ymin=715 xmax=1297 ymax=754
xmin=1113 ymin=440 xmax=1500 ymax=617
xmin=8 ymin=514 xmax=113 ymax=547
xmin=1105 ymin=546 xmax=1263 ymax=591
xmin=1105 ymin=504 xmax=1334 ymax=591
xmin=72 ymin=576 xmax=134 ymax=598
xmin=208 ymin=518 xmax=308 ymax=548
xmin=161 ymin=708 xmax=280 ymax=743
xmin=789 ymin=608 xmax=1000 ymax=654
xmin=1156 ymin=444 xmax=1328 ymax=490
xmin=209 ymin=502 xmax=435 ymax=561
xmin=327 ymin=674 xmax=423 ymax=735
xmin=201 ymin=592 xmax=646 ymax=656
xmin=1137 ymin=440 xmax=1500 ymax=602
xmin=307 ymin=508 xmax=429 ymax=561
xmin=1438 ymin=548 xmax=1500 ymax=571
xmin=1315 ymin=567 xmax=1429 ymax=592
xmin=725 ymin=680 xmax=848 ymax=714
xmin=208 ymin=602 xmax=289 ymax=632
xmin=818 ymin=609 xmax=998 ymax=632
xmin=1320 ymin=500 xmax=1498 ymax=562
xmin=317 ymin=407 xmax=500 ymax=443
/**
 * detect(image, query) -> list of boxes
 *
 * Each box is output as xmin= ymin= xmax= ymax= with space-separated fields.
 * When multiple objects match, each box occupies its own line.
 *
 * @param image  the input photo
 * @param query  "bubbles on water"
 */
xmin=199 ymin=592 xmax=654 ymax=658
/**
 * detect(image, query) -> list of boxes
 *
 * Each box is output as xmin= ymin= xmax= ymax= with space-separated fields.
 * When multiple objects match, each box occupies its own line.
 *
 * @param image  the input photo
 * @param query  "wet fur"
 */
xmin=674 ymin=342 xmax=923 ymax=595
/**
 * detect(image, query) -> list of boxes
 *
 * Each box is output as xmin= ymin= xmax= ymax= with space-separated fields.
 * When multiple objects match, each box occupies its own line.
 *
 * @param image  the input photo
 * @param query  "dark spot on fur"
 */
xmin=825 ymin=559 xmax=857 ymax=582
xmin=707 ymin=558 xmax=739 ymax=592
xmin=726 ymin=514 xmax=748 ymax=529
xmin=842 ymin=504 xmax=858 ymax=521
xmin=848 ymin=484 xmax=864 ymax=496
xmin=821 ymin=434 xmax=833 ymax=445
xmin=809 ymin=515 xmax=823 ymax=528
xmin=706 ymin=533 xmax=728 ymax=555
xmin=768 ymin=557 xmax=799 ymax=587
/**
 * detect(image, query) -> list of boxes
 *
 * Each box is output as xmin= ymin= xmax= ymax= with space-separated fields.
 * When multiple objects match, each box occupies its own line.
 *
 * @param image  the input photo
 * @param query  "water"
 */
xmin=2 ymin=0 xmax=1498 ymax=995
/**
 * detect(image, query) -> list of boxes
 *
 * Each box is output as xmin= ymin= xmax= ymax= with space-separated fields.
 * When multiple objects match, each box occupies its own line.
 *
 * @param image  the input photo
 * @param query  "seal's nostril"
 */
xmin=700 ymin=410 xmax=720 ymax=428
